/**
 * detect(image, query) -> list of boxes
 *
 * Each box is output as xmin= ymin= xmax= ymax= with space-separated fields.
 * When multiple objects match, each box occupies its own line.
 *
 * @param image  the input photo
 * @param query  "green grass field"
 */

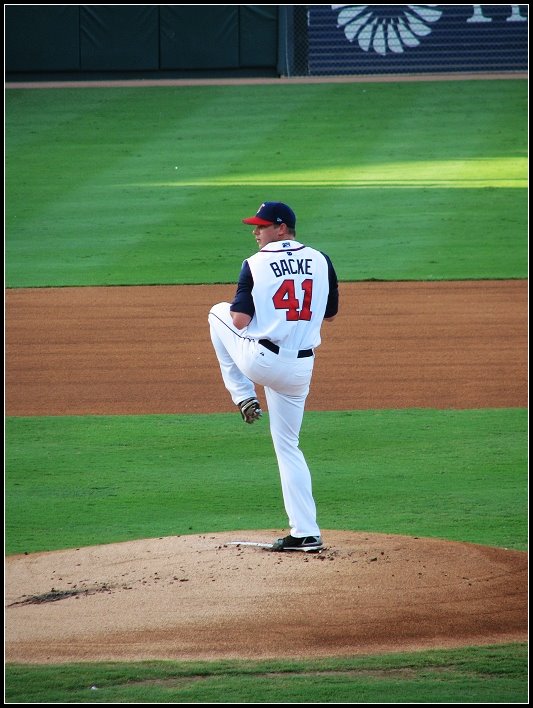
xmin=5 ymin=78 xmax=527 ymax=703
xmin=5 ymin=644 xmax=528 ymax=703
xmin=5 ymin=408 xmax=528 ymax=555
xmin=5 ymin=80 xmax=527 ymax=286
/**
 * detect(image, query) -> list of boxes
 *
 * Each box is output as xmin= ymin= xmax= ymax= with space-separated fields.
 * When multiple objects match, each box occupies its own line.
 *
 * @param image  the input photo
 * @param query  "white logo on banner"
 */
xmin=331 ymin=5 xmax=443 ymax=55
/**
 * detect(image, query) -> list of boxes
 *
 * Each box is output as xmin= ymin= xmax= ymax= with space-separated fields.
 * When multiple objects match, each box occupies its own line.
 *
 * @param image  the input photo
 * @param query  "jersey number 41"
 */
xmin=272 ymin=279 xmax=313 ymax=321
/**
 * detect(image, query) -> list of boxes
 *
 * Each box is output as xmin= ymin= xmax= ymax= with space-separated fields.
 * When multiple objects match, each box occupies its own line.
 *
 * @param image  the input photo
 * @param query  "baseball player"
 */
xmin=208 ymin=202 xmax=339 ymax=552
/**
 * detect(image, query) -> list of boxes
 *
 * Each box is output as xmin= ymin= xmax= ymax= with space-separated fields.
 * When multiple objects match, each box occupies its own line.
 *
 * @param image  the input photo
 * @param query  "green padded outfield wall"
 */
xmin=5 ymin=5 xmax=279 ymax=75
xmin=5 ymin=5 xmax=81 ymax=72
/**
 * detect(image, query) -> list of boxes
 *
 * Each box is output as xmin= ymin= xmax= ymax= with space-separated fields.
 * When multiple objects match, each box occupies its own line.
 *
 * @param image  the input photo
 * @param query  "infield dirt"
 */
xmin=5 ymin=280 xmax=527 ymax=416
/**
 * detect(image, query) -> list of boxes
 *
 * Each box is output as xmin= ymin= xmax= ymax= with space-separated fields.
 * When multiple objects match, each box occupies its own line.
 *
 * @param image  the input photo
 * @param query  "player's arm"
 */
xmin=231 ymin=312 xmax=252 ymax=329
xmin=230 ymin=261 xmax=255 ymax=330
xmin=323 ymin=254 xmax=339 ymax=322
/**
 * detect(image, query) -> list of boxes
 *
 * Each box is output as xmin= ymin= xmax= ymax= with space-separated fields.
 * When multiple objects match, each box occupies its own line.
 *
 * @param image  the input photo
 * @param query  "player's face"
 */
xmin=252 ymin=223 xmax=282 ymax=249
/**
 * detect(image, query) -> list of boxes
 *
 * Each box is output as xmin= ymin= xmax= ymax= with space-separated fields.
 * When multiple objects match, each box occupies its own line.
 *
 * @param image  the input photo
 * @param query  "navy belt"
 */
xmin=259 ymin=339 xmax=313 ymax=358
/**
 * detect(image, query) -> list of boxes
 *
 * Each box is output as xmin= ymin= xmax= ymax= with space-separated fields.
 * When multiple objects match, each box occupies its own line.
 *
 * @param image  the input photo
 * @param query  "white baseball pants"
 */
xmin=208 ymin=302 xmax=320 ymax=538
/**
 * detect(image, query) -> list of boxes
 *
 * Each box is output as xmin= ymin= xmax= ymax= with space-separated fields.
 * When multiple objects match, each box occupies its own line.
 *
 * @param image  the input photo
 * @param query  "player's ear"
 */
xmin=281 ymin=223 xmax=294 ymax=238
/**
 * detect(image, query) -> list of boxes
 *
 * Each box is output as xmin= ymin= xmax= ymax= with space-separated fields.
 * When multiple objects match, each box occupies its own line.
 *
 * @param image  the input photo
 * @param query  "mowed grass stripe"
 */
xmin=6 ymin=80 xmax=527 ymax=286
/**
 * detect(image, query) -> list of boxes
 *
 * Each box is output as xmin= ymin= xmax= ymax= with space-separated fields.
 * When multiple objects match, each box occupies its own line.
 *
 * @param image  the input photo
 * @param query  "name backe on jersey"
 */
xmin=269 ymin=254 xmax=313 ymax=278
xmin=243 ymin=240 xmax=332 ymax=349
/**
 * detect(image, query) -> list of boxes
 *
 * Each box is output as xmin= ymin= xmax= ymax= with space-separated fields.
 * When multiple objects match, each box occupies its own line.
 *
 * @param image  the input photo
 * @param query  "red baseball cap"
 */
xmin=242 ymin=202 xmax=296 ymax=229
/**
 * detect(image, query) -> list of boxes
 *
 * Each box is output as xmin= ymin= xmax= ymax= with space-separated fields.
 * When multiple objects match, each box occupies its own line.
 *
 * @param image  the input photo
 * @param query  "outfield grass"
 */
xmin=5 ymin=80 xmax=527 ymax=287
xmin=5 ymin=408 xmax=527 ymax=555
xmin=5 ymin=644 xmax=528 ymax=703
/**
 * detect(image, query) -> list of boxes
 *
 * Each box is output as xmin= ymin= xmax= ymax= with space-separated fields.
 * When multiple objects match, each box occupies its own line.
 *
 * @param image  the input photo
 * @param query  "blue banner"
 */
xmin=308 ymin=5 xmax=528 ymax=75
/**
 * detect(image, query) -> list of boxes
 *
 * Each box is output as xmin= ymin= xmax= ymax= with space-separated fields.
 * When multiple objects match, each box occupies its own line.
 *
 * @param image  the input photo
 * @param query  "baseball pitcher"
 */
xmin=209 ymin=202 xmax=339 ymax=552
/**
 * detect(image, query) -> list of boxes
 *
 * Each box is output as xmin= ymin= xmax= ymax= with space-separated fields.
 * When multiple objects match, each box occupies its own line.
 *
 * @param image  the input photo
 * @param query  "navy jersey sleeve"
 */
xmin=322 ymin=253 xmax=339 ymax=318
xmin=230 ymin=260 xmax=255 ymax=318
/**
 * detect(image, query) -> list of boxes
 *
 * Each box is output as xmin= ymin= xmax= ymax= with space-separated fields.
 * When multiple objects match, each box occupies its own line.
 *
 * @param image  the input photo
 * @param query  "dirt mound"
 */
xmin=5 ymin=531 xmax=527 ymax=664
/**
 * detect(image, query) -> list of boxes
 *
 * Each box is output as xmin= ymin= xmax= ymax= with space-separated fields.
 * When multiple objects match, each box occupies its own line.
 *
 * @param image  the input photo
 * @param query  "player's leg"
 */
xmin=264 ymin=386 xmax=321 ymax=539
xmin=208 ymin=302 xmax=257 ymax=405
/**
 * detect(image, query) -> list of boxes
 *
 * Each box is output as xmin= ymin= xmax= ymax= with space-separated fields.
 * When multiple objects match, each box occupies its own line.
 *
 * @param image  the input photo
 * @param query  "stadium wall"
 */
xmin=5 ymin=5 xmax=528 ymax=80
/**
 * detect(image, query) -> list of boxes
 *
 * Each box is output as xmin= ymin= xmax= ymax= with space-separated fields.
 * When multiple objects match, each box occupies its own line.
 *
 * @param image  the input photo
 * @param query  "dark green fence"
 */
xmin=5 ymin=5 xmax=281 ymax=77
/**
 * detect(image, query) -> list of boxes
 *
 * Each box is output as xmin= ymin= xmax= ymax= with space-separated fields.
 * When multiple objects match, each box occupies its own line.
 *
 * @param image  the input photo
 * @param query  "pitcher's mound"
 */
xmin=5 ymin=531 xmax=527 ymax=664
